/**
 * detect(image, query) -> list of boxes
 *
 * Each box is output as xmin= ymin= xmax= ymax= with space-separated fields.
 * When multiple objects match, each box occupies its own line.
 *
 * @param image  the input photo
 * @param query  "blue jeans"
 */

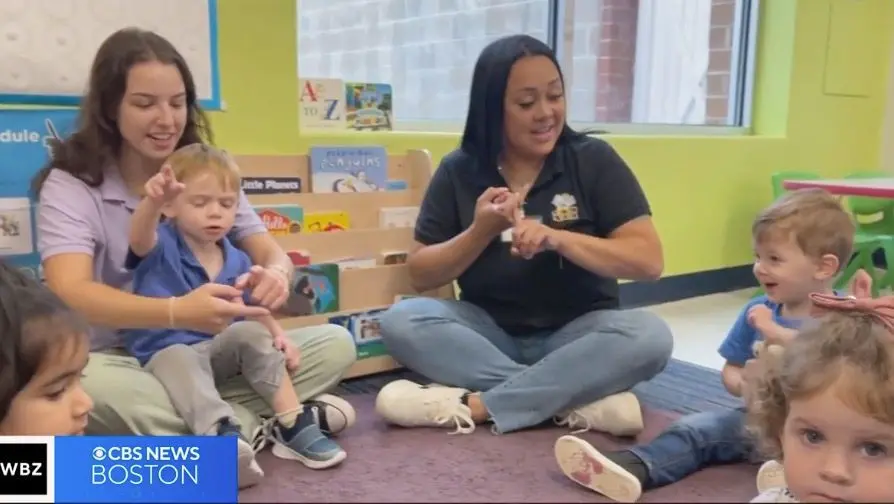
xmin=629 ymin=407 xmax=752 ymax=488
xmin=378 ymin=298 xmax=674 ymax=433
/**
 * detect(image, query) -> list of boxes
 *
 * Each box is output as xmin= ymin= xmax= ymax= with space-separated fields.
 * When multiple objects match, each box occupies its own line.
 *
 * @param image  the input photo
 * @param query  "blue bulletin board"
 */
xmin=0 ymin=109 xmax=78 ymax=279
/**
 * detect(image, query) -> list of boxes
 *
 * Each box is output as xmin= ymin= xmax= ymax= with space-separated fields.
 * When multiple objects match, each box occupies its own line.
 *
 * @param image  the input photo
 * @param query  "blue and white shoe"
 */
xmin=269 ymin=405 xmax=347 ymax=469
xmin=217 ymin=418 xmax=265 ymax=489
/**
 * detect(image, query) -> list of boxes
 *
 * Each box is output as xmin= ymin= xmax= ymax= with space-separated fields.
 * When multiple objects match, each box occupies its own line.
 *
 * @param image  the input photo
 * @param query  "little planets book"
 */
xmin=309 ymin=146 xmax=388 ymax=193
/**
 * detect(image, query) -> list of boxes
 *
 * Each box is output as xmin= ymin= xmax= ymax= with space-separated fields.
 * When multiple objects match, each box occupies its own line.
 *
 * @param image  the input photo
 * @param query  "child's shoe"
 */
xmin=270 ymin=405 xmax=347 ymax=469
xmin=217 ymin=418 xmax=264 ymax=489
xmin=756 ymin=459 xmax=786 ymax=492
xmin=554 ymin=435 xmax=644 ymax=503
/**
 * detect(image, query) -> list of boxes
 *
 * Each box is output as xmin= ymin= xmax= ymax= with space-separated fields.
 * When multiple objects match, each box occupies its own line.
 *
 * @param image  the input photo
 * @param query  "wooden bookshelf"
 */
xmin=234 ymin=149 xmax=455 ymax=379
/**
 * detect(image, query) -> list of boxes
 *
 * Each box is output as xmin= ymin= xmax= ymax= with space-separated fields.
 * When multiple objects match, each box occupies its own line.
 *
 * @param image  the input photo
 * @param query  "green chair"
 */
xmin=838 ymin=172 xmax=894 ymax=296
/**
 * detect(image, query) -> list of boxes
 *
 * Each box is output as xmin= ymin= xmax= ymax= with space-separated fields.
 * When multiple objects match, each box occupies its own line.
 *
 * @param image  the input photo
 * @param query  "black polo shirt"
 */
xmin=414 ymin=135 xmax=652 ymax=334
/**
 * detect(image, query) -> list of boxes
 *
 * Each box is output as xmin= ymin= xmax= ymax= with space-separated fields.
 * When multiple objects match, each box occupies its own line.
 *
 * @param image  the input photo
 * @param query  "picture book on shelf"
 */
xmin=286 ymin=250 xmax=311 ymax=267
xmin=345 ymin=82 xmax=393 ymax=132
xmin=280 ymin=263 xmax=340 ymax=316
xmin=255 ymin=205 xmax=304 ymax=235
xmin=309 ymin=146 xmax=388 ymax=193
xmin=379 ymin=206 xmax=419 ymax=229
xmin=304 ymin=211 xmax=350 ymax=232
xmin=299 ymin=78 xmax=347 ymax=131
xmin=329 ymin=308 xmax=389 ymax=359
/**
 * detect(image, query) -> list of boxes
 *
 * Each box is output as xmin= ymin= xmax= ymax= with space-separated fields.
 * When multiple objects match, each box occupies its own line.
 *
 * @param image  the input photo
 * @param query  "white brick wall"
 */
xmin=298 ymin=0 xmax=605 ymax=125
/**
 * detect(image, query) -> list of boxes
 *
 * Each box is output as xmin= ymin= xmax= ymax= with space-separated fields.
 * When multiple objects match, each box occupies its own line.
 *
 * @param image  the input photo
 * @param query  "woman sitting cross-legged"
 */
xmin=373 ymin=34 xmax=674 ymax=436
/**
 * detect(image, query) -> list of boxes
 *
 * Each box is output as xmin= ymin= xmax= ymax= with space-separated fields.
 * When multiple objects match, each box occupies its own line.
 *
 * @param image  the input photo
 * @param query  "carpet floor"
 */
xmin=240 ymin=360 xmax=757 ymax=502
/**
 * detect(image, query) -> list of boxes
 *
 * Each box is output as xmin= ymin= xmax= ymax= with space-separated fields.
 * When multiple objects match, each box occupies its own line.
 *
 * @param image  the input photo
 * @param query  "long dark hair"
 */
xmin=0 ymin=260 xmax=88 ymax=421
xmin=31 ymin=27 xmax=212 ymax=196
xmin=460 ymin=34 xmax=589 ymax=173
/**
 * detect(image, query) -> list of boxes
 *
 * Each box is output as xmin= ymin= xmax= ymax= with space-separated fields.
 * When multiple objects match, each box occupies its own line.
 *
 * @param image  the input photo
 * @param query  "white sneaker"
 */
xmin=236 ymin=438 xmax=264 ymax=489
xmin=554 ymin=435 xmax=642 ymax=503
xmin=557 ymin=392 xmax=644 ymax=437
xmin=756 ymin=460 xmax=786 ymax=492
xmin=375 ymin=379 xmax=476 ymax=434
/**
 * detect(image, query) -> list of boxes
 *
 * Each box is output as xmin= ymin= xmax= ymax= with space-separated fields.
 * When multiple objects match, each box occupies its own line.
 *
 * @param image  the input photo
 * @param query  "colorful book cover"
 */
xmin=286 ymin=250 xmax=311 ymax=267
xmin=254 ymin=205 xmax=304 ymax=235
xmin=299 ymin=78 xmax=347 ymax=131
xmin=350 ymin=308 xmax=388 ymax=359
xmin=309 ymin=146 xmax=388 ymax=193
xmin=344 ymin=82 xmax=393 ymax=131
xmin=280 ymin=263 xmax=340 ymax=316
xmin=304 ymin=211 xmax=350 ymax=232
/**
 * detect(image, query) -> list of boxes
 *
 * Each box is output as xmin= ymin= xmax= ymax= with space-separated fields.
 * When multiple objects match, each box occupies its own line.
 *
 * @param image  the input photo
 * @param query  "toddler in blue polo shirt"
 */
xmin=123 ymin=144 xmax=345 ymax=489
xmin=553 ymin=188 xmax=857 ymax=502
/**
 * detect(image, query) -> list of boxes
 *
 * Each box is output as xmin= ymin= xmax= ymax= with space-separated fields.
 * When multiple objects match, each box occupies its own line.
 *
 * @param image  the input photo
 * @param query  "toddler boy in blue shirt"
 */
xmin=123 ymin=144 xmax=346 ymax=490
xmin=553 ymin=188 xmax=856 ymax=502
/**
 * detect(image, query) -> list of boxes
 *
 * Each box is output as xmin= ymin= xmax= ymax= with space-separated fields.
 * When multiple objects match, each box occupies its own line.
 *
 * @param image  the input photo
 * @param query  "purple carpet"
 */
xmin=240 ymin=394 xmax=757 ymax=502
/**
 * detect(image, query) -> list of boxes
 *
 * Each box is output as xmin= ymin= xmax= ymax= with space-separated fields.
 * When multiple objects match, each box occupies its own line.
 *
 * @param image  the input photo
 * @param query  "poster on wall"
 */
xmin=0 ymin=109 xmax=78 ymax=280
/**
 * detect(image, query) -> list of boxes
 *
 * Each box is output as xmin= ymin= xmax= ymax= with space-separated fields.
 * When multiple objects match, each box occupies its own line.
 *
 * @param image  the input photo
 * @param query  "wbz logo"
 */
xmin=0 ymin=439 xmax=50 ymax=500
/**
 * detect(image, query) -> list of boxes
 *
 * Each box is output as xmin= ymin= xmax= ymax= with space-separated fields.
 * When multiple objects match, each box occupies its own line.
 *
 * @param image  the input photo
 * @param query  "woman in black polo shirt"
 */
xmin=375 ymin=34 xmax=673 ymax=436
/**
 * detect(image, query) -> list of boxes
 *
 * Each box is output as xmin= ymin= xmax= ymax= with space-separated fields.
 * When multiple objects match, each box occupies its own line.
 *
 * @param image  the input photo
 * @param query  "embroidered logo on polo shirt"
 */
xmin=551 ymin=193 xmax=579 ymax=223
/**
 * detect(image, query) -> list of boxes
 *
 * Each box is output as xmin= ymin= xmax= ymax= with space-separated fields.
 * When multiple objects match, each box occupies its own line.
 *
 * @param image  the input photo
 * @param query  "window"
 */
xmin=297 ymin=0 xmax=758 ymax=132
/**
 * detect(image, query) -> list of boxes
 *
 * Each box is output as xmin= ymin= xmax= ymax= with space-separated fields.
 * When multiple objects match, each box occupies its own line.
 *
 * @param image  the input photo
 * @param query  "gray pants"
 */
xmin=145 ymin=322 xmax=287 ymax=435
xmin=378 ymin=298 xmax=674 ymax=433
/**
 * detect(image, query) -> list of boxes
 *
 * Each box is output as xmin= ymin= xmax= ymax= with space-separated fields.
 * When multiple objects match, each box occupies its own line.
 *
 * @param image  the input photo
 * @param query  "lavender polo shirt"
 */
xmin=36 ymin=167 xmax=268 ymax=351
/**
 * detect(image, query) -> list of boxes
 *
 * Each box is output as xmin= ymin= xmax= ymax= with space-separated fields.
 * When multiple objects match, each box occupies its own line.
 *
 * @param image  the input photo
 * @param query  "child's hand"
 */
xmin=144 ymin=164 xmax=185 ymax=204
xmin=274 ymin=336 xmax=301 ymax=373
xmin=747 ymin=304 xmax=773 ymax=330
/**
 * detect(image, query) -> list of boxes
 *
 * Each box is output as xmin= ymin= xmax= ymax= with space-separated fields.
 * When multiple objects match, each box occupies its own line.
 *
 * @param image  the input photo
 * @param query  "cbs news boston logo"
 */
xmin=0 ymin=436 xmax=237 ymax=503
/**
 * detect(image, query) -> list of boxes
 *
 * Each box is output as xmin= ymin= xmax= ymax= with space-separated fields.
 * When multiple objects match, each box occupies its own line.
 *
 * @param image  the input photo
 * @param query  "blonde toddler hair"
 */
xmin=746 ymin=295 xmax=894 ymax=459
xmin=751 ymin=188 xmax=855 ymax=270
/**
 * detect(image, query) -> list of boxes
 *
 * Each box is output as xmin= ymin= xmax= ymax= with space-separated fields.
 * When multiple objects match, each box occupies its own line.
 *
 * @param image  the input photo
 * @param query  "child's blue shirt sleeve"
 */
xmin=718 ymin=296 xmax=772 ymax=365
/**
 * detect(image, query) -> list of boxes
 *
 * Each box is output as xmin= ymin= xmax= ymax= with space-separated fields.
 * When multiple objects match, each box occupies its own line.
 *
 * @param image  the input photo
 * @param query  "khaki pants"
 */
xmin=84 ymin=321 xmax=356 ymax=436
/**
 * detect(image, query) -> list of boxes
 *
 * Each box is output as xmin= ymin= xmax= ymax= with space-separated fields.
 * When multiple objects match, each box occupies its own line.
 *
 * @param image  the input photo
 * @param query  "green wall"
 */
xmin=212 ymin=0 xmax=894 ymax=276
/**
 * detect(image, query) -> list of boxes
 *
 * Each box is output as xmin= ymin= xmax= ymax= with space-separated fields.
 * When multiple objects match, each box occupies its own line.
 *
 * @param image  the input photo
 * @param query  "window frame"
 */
xmin=297 ymin=0 xmax=761 ymax=136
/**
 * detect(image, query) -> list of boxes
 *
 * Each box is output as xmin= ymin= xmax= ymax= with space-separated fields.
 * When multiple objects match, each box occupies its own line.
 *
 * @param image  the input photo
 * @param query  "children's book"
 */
xmin=304 ymin=211 xmax=350 ymax=232
xmin=350 ymin=308 xmax=388 ymax=359
xmin=309 ymin=146 xmax=388 ymax=193
xmin=286 ymin=250 xmax=311 ymax=267
xmin=382 ymin=251 xmax=408 ymax=265
xmin=344 ymin=82 xmax=393 ymax=132
xmin=299 ymin=78 xmax=347 ymax=131
xmin=379 ymin=206 xmax=419 ymax=229
xmin=255 ymin=205 xmax=304 ymax=235
xmin=280 ymin=263 xmax=340 ymax=317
